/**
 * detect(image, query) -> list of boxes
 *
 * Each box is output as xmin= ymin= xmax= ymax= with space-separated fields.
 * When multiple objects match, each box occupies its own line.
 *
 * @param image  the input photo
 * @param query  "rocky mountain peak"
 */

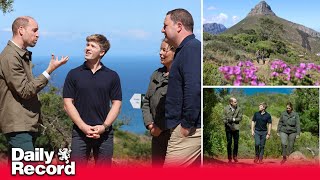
xmin=248 ymin=1 xmax=276 ymax=16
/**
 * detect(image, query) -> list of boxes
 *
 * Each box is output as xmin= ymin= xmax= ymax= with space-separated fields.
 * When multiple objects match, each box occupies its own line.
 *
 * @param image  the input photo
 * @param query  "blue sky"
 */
xmin=0 ymin=0 xmax=201 ymax=57
xmin=203 ymin=0 xmax=320 ymax=31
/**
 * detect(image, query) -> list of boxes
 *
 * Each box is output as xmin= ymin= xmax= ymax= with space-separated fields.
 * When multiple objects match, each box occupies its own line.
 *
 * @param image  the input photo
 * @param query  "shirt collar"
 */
xmin=81 ymin=61 xmax=108 ymax=72
xmin=229 ymin=105 xmax=235 ymax=111
xmin=8 ymin=40 xmax=31 ymax=59
xmin=176 ymin=34 xmax=195 ymax=50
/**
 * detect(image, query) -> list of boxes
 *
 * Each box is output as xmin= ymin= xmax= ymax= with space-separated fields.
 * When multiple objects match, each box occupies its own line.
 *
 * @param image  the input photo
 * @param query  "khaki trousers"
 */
xmin=163 ymin=124 xmax=201 ymax=167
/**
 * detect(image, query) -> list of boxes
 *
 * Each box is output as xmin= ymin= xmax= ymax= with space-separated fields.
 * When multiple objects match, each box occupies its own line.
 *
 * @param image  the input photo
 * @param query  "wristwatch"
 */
xmin=103 ymin=124 xmax=110 ymax=131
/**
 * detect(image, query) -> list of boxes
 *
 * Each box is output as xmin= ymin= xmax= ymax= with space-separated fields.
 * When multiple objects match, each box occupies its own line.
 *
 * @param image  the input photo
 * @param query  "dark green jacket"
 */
xmin=0 ymin=41 xmax=48 ymax=134
xmin=277 ymin=111 xmax=300 ymax=134
xmin=223 ymin=105 xmax=243 ymax=131
xmin=142 ymin=67 xmax=168 ymax=130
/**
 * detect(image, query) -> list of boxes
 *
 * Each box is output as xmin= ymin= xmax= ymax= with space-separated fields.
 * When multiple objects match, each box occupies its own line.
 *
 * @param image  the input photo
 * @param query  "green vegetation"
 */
xmin=0 ymin=0 xmax=14 ymax=14
xmin=0 ymin=86 xmax=151 ymax=162
xmin=204 ymin=88 xmax=319 ymax=159
xmin=204 ymin=16 xmax=320 ymax=85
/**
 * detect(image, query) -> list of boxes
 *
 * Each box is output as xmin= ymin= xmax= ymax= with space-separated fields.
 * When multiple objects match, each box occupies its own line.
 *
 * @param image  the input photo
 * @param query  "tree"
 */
xmin=0 ymin=0 xmax=14 ymax=14
xmin=293 ymin=88 xmax=319 ymax=135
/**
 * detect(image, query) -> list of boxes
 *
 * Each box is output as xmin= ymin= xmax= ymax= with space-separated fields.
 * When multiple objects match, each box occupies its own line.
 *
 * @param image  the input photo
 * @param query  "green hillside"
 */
xmin=204 ymin=1 xmax=320 ymax=86
xmin=204 ymin=88 xmax=319 ymax=160
xmin=0 ymin=86 xmax=151 ymax=166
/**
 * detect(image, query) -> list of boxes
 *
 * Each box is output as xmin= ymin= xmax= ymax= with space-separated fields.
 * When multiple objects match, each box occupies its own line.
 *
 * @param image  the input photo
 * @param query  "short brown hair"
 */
xmin=166 ymin=8 xmax=194 ymax=32
xmin=260 ymin=102 xmax=268 ymax=109
xmin=86 ymin=34 xmax=110 ymax=57
xmin=12 ymin=16 xmax=34 ymax=35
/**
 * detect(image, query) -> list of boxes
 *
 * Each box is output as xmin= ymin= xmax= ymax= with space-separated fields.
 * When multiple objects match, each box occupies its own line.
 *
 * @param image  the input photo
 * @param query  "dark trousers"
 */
xmin=5 ymin=132 xmax=37 ymax=164
xmin=280 ymin=132 xmax=297 ymax=157
xmin=151 ymin=130 xmax=170 ymax=167
xmin=226 ymin=130 xmax=239 ymax=160
xmin=71 ymin=128 xmax=113 ymax=167
xmin=254 ymin=130 xmax=267 ymax=159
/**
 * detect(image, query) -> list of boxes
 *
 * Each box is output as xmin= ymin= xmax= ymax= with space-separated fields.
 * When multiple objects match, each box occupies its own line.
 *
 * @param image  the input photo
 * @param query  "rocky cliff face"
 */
xmin=247 ymin=1 xmax=320 ymax=38
xmin=203 ymin=23 xmax=227 ymax=35
xmin=247 ymin=1 xmax=276 ymax=16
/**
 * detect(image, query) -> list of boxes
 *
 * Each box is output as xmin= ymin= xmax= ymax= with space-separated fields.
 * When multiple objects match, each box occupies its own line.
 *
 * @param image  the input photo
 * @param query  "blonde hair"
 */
xmin=86 ymin=34 xmax=110 ymax=57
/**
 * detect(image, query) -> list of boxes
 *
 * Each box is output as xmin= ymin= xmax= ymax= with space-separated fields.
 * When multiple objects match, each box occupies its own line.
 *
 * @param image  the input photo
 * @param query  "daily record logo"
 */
xmin=11 ymin=148 xmax=75 ymax=175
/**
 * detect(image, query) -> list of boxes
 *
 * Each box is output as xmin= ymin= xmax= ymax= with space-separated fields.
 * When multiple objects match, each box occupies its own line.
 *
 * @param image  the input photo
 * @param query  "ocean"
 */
xmin=32 ymin=55 xmax=160 ymax=134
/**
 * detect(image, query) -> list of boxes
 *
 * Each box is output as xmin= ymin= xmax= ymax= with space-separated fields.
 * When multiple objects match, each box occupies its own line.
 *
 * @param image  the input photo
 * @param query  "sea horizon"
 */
xmin=32 ymin=55 xmax=161 ymax=134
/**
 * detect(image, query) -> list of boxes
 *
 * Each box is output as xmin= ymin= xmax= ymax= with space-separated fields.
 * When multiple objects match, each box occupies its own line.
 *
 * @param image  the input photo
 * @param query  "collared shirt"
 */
xmin=10 ymin=40 xmax=50 ymax=80
xmin=0 ymin=40 xmax=48 ymax=133
xmin=63 ymin=62 xmax=122 ymax=126
xmin=252 ymin=111 xmax=272 ymax=131
xmin=229 ymin=105 xmax=235 ymax=112
xmin=165 ymin=34 xmax=201 ymax=129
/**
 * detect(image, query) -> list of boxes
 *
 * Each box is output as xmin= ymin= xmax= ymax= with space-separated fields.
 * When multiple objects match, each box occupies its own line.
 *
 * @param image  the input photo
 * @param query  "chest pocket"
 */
xmin=286 ymin=116 xmax=296 ymax=126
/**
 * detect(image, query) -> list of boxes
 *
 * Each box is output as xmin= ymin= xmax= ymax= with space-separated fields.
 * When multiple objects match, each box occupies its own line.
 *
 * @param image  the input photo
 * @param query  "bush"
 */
xmin=203 ymin=62 xmax=225 ymax=85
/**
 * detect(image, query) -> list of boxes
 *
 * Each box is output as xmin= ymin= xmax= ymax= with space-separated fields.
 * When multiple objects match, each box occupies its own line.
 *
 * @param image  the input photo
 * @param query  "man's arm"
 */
xmin=222 ymin=107 xmax=229 ymax=124
xmin=2 ymin=54 xmax=68 ymax=99
xmin=251 ymin=121 xmax=255 ymax=136
xmin=234 ymin=108 xmax=243 ymax=123
xmin=251 ymin=113 xmax=256 ymax=136
xmin=180 ymin=43 xmax=201 ymax=129
xmin=94 ymin=100 xmax=122 ymax=135
xmin=63 ymin=98 xmax=96 ymax=138
xmin=266 ymin=123 xmax=272 ymax=139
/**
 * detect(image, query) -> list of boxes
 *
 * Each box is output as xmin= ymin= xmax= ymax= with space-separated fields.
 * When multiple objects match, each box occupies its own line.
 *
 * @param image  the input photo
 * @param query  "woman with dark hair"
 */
xmin=277 ymin=102 xmax=301 ymax=164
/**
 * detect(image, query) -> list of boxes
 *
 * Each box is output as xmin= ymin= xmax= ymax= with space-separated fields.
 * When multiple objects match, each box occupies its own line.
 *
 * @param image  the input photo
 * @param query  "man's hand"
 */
xmin=79 ymin=124 xmax=98 ymax=138
xmin=46 ymin=54 xmax=69 ymax=74
xmin=251 ymin=130 xmax=255 ymax=137
xmin=277 ymin=133 xmax=280 ymax=136
xmin=296 ymin=134 xmax=300 ymax=139
xmin=266 ymin=134 xmax=270 ymax=140
xmin=180 ymin=126 xmax=192 ymax=137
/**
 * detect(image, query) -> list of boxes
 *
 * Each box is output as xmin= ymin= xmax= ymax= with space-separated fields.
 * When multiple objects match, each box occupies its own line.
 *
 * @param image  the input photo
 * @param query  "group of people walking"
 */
xmin=223 ymin=98 xmax=301 ymax=164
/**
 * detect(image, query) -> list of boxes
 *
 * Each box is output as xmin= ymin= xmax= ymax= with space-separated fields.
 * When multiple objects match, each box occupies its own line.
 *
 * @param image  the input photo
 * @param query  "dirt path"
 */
xmin=204 ymin=158 xmax=318 ymax=168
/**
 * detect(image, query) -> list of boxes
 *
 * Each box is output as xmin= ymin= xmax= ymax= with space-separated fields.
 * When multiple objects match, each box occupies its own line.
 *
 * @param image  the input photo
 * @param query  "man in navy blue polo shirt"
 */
xmin=251 ymin=102 xmax=272 ymax=164
xmin=63 ymin=34 xmax=122 ymax=166
xmin=161 ymin=8 xmax=201 ymax=167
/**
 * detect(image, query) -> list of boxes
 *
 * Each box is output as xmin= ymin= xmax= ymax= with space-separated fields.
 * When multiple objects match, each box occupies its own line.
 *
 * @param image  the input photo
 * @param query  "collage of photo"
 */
xmin=203 ymin=0 xmax=320 ymax=168
xmin=0 ymin=0 xmax=319 ymax=177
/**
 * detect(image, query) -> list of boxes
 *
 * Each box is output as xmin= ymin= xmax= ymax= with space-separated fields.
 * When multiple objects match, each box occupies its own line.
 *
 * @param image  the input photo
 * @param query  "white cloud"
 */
xmin=232 ymin=16 xmax=240 ymax=25
xmin=1 ymin=28 xmax=11 ymax=32
xmin=127 ymin=29 xmax=151 ymax=40
xmin=204 ymin=13 xmax=228 ymax=24
xmin=110 ymin=29 xmax=151 ymax=40
xmin=207 ymin=6 xmax=216 ymax=11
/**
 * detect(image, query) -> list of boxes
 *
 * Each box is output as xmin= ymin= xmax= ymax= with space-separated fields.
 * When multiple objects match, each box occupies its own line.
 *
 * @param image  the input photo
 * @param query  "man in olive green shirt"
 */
xmin=223 ymin=97 xmax=243 ymax=163
xmin=0 ymin=16 xmax=68 ymax=156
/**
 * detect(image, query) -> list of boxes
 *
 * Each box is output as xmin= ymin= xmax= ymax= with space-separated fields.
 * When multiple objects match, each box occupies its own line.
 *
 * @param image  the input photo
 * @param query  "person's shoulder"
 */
xmin=103 ymin=66 xmax=120 ymax=79
xmin=154 ymin=66 xmax=166 ymax=74
xmin=292 ymin=111 xmax=299 ymax=116
xmin=185 ymin=37 xmax=201 ymax=48
xmin=66 ymin=65 xmax=83 ymax=77
xmin=0 ymin=45 xmax=19 ymax=61
xmin=266 ymin=112 xmax=272 ymax=117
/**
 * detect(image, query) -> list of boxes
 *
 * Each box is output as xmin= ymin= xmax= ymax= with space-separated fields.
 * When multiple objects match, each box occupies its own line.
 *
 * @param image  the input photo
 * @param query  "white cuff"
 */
xmin=42 ymin=71 xmax=51 ymax=80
